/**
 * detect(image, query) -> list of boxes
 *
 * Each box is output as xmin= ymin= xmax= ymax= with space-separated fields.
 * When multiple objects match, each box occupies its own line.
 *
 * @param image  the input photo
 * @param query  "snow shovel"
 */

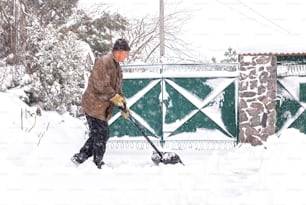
xmin=120 ymin=107 xmax=184 ymax=165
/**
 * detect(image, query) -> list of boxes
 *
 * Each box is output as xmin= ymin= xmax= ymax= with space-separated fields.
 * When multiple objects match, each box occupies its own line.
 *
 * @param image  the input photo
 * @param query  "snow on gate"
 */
xmin=276 ymin=55 xmax=306 ymax=135
xmin=108 ymin=63 xmax=239 ymax=150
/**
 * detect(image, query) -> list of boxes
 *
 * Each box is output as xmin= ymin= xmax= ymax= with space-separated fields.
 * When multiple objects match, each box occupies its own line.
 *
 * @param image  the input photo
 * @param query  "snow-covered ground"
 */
xmin=1 ymin=91 xmax=306 ymax=205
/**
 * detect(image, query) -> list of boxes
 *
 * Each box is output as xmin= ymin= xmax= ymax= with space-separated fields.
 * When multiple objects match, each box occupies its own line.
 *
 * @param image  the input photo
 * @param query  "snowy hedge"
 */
xmin=27 ymin=20 xmax=84 ymax=112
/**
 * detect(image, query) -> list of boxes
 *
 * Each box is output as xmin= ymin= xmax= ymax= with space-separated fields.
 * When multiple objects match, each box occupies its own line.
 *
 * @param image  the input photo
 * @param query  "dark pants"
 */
xmin=73 ymin=115 xmax=109 ymax=168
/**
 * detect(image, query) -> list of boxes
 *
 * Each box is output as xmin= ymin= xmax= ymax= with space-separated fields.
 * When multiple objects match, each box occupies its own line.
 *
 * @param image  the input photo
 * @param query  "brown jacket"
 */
xmin=81 ymin=53 xmax=123 ymax=121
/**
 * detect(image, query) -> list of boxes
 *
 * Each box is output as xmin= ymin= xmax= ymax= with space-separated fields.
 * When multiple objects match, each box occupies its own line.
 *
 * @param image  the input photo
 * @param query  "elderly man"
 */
xmin=71 ymin=38 xmax=130 ymax=169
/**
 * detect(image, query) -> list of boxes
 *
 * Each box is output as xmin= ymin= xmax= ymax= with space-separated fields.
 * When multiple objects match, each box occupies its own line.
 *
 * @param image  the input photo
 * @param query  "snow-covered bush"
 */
xmin=26 ymin=19 xmax=84 ymax=112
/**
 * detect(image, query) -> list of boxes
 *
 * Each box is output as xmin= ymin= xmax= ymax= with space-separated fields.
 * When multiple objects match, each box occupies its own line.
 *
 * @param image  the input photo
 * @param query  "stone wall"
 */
xmin=238 ymin=55 xmax=277 ymax=146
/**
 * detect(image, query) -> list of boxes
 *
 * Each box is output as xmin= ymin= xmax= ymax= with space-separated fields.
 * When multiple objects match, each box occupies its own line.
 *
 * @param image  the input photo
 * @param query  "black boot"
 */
xmin=95 ymin=160 xmax=105 ymax=169
xmin=71 ymin=152 xmax=89 ymax=166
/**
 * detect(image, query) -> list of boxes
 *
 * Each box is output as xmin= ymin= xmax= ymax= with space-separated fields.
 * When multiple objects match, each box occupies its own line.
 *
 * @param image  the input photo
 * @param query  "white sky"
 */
xmin=78 ymin=0 xmax=306 ymax=61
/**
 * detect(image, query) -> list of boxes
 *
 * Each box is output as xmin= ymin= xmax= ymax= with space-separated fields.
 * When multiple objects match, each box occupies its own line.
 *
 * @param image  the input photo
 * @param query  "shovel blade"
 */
xmin=151 ymin=151 xmax=184 ymax=165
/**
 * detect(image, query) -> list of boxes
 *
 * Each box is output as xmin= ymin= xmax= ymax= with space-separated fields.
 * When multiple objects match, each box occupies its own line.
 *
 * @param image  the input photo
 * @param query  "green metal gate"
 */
xmin=109 ymin=64 xmax=239 ymax=149
xmin=276 ymin=59 xmax=306 ymax=135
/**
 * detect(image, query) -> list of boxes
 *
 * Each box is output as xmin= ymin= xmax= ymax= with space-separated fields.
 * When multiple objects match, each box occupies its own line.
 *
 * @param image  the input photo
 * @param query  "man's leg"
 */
xmin=89 ymin=118 xmax=109 ymax=168
xmin=71 ymin=115 xmax=95 ymax=165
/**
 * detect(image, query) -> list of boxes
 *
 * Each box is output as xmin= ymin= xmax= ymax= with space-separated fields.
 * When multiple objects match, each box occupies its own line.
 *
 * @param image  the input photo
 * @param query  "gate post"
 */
xmin=238 ymin=54 xmax=277 ymax=145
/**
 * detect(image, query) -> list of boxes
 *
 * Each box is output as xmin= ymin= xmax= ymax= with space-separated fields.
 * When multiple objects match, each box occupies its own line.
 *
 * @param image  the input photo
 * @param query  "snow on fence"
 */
xmin=110 ymin=63 xmax=239 ymax=150
xmin=122 ymin=63 xmax=239 ymax=78
xmin=277 ymin=64 xmax=306 ymax=76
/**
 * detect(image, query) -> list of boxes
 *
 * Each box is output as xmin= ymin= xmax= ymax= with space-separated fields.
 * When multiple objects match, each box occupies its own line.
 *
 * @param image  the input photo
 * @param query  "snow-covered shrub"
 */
xmin=26 ymin=20 xmax=84 ymax=112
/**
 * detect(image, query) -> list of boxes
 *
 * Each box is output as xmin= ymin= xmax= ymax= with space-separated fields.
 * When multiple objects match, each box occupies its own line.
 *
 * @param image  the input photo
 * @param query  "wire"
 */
xmin=237 ymin=0 xmax=291 ymax=34
xmin=215 ymin=0 xmax=290 ymax=34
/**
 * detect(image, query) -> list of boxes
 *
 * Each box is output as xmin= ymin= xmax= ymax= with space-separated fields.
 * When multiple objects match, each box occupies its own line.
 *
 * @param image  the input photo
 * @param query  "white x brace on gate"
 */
xmin=108 ymin=64 xmax=239 ymax=150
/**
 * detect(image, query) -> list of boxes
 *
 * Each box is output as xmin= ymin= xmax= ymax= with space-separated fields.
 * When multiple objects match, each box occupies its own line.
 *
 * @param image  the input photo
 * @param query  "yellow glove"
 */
xmin=121 ymin=107 xmax=131 ymax=120
xmin=110 ymin=94 xmax=125 ymax=108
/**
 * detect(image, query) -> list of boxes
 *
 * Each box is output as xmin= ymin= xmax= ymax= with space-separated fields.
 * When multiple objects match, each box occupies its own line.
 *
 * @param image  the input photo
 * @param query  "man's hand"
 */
xmin=111 ymin=94 xmax=131 ymax=120
xmin=120 ymin=107 xmax=131 ymax=120
xmin=110 ymin=94 xmax=125 ymax=108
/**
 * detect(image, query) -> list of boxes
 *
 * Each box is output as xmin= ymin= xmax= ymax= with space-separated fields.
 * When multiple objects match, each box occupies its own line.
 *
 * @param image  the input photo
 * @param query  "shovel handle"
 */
xmin=119 ymin=107 xmax=163 ymax=158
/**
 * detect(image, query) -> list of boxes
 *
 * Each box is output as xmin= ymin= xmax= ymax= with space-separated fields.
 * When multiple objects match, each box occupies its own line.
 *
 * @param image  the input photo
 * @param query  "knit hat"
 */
xmin=112 ymin=38 xmax=131 ymax=51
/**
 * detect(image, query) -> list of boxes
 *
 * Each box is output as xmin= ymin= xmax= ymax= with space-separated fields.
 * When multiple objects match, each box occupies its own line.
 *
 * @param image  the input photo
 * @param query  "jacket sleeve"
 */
xmin=90 ymin=58 xmax=116 ymax=101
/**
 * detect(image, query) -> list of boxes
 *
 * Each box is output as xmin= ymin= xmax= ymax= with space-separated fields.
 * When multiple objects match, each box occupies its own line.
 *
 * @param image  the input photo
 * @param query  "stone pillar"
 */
xmin=238 ymin=54 xmax=277 ymax=146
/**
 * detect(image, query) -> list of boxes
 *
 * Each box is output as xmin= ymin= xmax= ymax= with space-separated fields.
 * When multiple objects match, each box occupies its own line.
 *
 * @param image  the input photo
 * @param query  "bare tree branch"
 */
xmin=124 ymin=0 xmax=195 ymax=63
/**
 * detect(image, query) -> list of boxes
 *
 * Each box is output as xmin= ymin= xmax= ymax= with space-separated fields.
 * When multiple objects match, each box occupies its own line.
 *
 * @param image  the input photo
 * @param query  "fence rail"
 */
xmin=107 ymin=139 xmax=237 ymax=150
xmin=277 ymin=64 xmax=306 ymax=76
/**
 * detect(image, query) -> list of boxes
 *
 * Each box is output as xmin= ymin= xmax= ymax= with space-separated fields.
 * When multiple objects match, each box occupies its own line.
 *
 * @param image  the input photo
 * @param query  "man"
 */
xmin=71 ymin=38 xmax=130 ymax=169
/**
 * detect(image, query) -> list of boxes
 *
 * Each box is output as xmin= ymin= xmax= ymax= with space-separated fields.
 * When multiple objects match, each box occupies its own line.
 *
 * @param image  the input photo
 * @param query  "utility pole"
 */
xmin=159 ymin=0 xmax=165 ymax=58
xmin=159 ymin=0 xmax=165 ymax=145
